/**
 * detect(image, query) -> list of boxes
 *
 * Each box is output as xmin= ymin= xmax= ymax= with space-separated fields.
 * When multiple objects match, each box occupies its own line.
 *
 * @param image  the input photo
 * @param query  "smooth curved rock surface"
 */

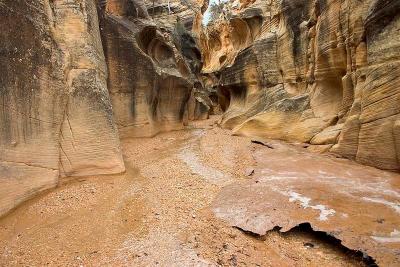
xmin=201 ymin=0 xmax=400 ymax=171
xmin=0 ymin=0 xmax=207 ymax=216
xmin=0 ymin=0 xmax=125 ymax=216
xmin=212 ymin=138 xmax=400 ymax=266
xmin=98 ymin=0 xmax=205 ymax=137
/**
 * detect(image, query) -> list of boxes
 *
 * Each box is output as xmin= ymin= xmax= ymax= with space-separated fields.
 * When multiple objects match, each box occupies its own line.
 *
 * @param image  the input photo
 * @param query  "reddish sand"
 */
xmin=1 ymin=116 xmax=397 ymax=266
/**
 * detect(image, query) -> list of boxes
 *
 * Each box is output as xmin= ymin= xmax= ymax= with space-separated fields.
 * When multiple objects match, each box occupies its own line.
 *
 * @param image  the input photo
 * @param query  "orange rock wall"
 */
xmin=0 ymin=0 xmax=207 ymax=216
xmin=0 ymin=0 xmax=125 ymax=216
xmin=201 ymin=0 xmax=400 ymax=171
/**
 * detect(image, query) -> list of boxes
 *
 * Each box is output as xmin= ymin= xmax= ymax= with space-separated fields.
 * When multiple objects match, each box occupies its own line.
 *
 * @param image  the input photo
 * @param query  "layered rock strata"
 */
xmin=0 ymin=0 xmax=207 ymax=216
xmin=98 ymin=0 xmax=206 ymax=137
xmin=0 ymin=0 xmax=125 ymax=216
xmin=201 ymin=0 xmax=400 ymax=171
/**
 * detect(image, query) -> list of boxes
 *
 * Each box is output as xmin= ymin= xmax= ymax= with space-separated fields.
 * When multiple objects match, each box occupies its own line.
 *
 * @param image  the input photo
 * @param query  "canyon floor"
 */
xmin=0 ymin=116 xmax=399 ymax=266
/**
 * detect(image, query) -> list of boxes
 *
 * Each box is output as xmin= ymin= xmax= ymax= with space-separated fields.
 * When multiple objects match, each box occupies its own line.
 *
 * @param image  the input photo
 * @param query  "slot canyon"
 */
xmin=0 ymin=0 xmax=399 ymax=265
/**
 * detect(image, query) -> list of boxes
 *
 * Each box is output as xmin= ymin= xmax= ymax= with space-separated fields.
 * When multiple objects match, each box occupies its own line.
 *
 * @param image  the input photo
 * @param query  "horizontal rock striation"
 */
xmin=98 ymin=0 xmax=206 ymax=137
xmin=201 ymin=0 xmax=400 ymax=171
xmin=0 ymin=0 xmax=207 ymax=216
xmin=0 ymin=0 xmax=125 ymax=216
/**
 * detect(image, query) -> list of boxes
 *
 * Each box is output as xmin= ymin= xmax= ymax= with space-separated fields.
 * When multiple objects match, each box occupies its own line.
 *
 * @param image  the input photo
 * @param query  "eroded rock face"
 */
xmin=0 ymin=0 xmax=209 ymax=216
xmin=98 ymin=0 xmax=207 ymax=137
xmin=0 ymin=0 xmax=125 ymax=216
xmin=201 ymin=0 xmax=400 ymax=171
xmin=144 ymin=0 xmax=208 ymax=33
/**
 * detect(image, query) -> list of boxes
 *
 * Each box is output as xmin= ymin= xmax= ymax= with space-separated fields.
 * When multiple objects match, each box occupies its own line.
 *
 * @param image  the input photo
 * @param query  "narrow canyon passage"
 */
xmin=1 ymin=117 xmax=398 ymax=266
xmin=1 ymin=0 xmax=400 ymax=266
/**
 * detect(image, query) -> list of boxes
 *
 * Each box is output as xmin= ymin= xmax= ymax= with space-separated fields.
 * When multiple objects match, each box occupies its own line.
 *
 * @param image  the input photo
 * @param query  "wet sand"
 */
xmin=0 ymin=116 xmax=396 ymax=266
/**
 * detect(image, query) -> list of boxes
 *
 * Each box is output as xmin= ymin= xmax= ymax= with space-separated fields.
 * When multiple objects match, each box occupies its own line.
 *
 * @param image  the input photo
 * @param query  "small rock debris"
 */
xmin=244 ymin=168 xmax=255 ymax=176
xmin=304 ymin=242 xmax=314 ymax=248
xmin=251 ymin=140 xmax=274 ymax=149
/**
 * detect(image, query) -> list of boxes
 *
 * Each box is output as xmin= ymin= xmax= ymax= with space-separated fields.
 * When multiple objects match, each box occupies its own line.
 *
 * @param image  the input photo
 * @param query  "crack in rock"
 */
xmin=236 ymin=222 xmax=378 ymax=267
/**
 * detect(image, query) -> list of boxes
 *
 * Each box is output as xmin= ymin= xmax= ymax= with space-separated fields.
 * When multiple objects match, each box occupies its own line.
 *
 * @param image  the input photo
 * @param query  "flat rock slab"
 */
xmin=212 ymin=140 xmax=400 ymax=266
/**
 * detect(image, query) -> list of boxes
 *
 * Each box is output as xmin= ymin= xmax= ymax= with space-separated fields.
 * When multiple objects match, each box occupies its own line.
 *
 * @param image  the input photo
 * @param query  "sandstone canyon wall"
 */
xmin=0 ymin=0 xmax=126 ymax=217
xmin=201 ymin=0 xmax=400 ymax=171
xmin=1 ymin=0 xmax=399 ymax=217
xmin=98 ymin=0 xmax=207 ymax=137
xmin=0 ymin=0 xmax=207 ymax=216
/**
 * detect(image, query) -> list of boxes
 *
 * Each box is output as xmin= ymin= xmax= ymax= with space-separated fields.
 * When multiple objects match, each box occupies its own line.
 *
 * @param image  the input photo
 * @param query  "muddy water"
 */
xmin=0 ymin=117 xmax=383 ymax=266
